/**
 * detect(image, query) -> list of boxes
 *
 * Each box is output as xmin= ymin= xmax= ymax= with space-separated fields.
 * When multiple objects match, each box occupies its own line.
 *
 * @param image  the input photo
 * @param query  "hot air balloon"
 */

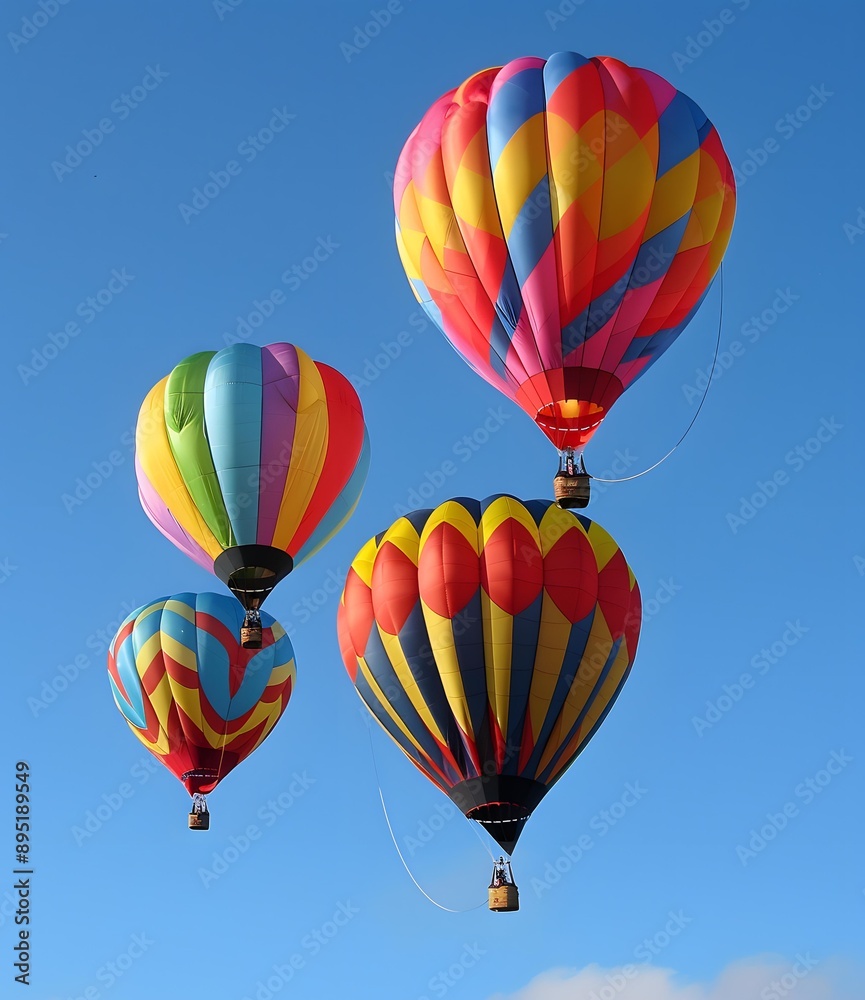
xmin=108 ymin=592 xmax=296 ymax=828
xmin=338 ymin=495 xmax=641 ymax=906
xmin=135 ymin=342 xmax=369 ymax=646
xmin=394 ymin=51 xmax=736 ymax=506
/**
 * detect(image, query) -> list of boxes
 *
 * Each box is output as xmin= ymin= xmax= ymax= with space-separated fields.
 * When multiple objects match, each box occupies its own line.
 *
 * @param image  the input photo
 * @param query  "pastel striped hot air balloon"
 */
xmin=135 ymin=343 xmax=369 ymax=641
xmin=338 ymin=495 xmax=641 ymax=855
xmin=394 ymin=52 xmax=736 ymax=503
xmin=108 ymin=592 xmax=295 ymax=827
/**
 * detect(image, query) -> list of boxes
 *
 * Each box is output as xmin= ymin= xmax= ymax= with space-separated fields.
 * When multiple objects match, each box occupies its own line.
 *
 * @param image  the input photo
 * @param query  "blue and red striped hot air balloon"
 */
xmin=108 ymin=592 xmax=295 ymax=826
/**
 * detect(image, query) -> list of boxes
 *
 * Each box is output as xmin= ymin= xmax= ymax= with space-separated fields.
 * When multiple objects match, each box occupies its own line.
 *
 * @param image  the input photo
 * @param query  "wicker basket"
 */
xmin=488 ymin=883 xmax=519 ymax=912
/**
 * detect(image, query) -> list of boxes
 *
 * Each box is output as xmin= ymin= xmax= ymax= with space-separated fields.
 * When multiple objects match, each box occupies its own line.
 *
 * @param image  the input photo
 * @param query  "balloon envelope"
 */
xmin=338 ymin=496 xmax=641 ymax=852
xmin=136 ymin=342 xmax=369 ymax=608
xmin=394 ymin=52 xmax=736 ymax=452
xmin=108 ymin=592 xmax=296 ymax=796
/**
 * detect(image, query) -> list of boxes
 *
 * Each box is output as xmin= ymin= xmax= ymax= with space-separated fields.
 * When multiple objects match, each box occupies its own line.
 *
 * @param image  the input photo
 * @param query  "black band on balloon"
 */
xmin=213 ymin=545 xmax=294 ymax=611
xmin=447 ymin=775 xmax=548 ymax=854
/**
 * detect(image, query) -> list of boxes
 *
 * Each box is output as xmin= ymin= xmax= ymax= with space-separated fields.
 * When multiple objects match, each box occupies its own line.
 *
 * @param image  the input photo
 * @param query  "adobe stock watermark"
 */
xmin=0 ymin=558 xmax=18 ymax=585
xmin=671 ymin=0 xmax=753 ymax=73
xmin=178 ymin=107 xmax=296 ymax=223
xmin=392 ymin=406 xmax=511 ymax=515
xmin=61 ymin=419 xmax=143 ymax=513
xmin=403 ymin=800 xmax=458 ymax=857
xmin=220 ymin=237 xmax=340 ymax=344
xmin=759 ymin=954 xmax=821 ymax=1000
xmin=339 ymin=1 xmax=406 ymax=63
xmin=736 ymin=750 xmax=853 ymax=866
xmin=681 ymin=288 xmax=799 ymax=404
xmin=531 ymin=781 xmax=647 ymax=896
xmin=8 ymin=0 xmax=71 ymax=53
xmin=589 ymin=449 xmax=639 ymax=499
xmin=213 ymin=0 xmax=245 ymax=19
xmin=286 ymin=566 xmax=346 ymax=634
xmin=71 ymin=756 xmax=162 ymax=846
xmin=842 ymin=205 xmax=865 ymax=245
xmin=27 ymin=600 xmax=136 ymax=717
xmin=727 ymin=85 xmax=833 ymax=189
xmin=51 ymin=66 xmax=169 ymax=181
xmin=692 ymin=619 xmax=808 ymax=736
xmin=545 ymin=0 xmax=587 ymax=32
xmin=635 ymin=577 xmax=681 ymax=627
xmin=17 ymin=268 xmax=136 ymax=385
xmin=587 ymin=911 xmax=693 ymax=1000
xmin=348 ymin=309 xmax=428 ymax=392
xmin=65 ymin=932 xmax=155 ymax=1000
xmin=198 ymin=772 xmax=316 ymax=888
xmin=414 ymin=943 xmax=486 ymax=1000
xmin=239 ymin=900 xmax=360 ymax=999
xmin=725 ymin=417 xmax=842 ymax=534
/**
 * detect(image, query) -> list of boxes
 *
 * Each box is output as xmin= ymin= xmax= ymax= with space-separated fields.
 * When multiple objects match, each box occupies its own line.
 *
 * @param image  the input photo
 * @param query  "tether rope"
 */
xmin=367 ymin=724 xmax=487 ymax=913
xmin=591 ymin=264 xmax=725 ymax=484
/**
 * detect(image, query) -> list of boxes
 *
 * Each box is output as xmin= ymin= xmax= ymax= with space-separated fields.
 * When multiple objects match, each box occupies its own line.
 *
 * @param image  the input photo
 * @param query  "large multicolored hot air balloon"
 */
xmin=394 ymin=51 xmax=735 ymax=501
xmin=108 ymin=592 xmax=296 ymax=828
xmin=338 ymin=495 xmax=641 ymax=855
xmin=135 ymin=343 xmax=369 ymax=634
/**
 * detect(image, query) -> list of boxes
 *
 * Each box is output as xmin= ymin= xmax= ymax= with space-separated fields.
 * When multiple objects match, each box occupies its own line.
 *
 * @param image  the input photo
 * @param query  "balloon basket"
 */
xmin=241 ymin=625 xmax=262 ymax=649
xmin=188 ymin=793 xmax=210 ymax=830
xmin=488 ymin=883 xmax=519 ymax=912
xmin=188 ymin=809 xmax=210 ymax=830
xmin=241 ymin=609 xmax=263 ymax=649
xmin=553 ymin=472 xmax=591 ymax=509
xmin=488 ymin=857 xmax=519 ymax=912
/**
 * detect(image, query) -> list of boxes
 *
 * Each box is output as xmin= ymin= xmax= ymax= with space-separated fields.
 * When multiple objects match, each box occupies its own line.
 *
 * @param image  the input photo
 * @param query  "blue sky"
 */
xmin=2 ymin=1 xmax=864 ymax=997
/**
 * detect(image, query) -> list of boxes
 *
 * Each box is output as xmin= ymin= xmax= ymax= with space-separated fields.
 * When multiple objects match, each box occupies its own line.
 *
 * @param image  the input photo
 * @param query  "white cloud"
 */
xmin=488 ymin=956 xmax=855 ymax=1000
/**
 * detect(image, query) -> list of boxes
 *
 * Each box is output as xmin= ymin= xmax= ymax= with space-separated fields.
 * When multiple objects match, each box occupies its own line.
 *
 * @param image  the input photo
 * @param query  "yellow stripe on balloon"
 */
xmin=643 ymin=150 xmax=700 ymax=242
xmin=706 ymin=189 xmax=735 ymax=275
xmin=145 ymin=672 xmax=180 ymax=752
xmin=526 ymin=595 xmax=571 ymax=739
xmin=357 ymin=657 xmax=434 ymax=763
xmin=396 ymin=225 xmax=425 ymax=290
xmin=414 ymin=192 xmax=466 ymax=269
xmin=135 ymin=631 xmax=169 ymax=679
xmin=449 ymin=159 xmax=503 ymax=237
xmin=481 ymin=494 xmax=539 ymax=541
xmin=535 ymin=609 xmax=614 ymax=775
xmin=162 ymin=598 xmax=196 ymax=624
xmin=586 ymin=519 xmax=622 ymax=571
xmin=546 ymin=637 xmax=632 ymax=785
xmin=271 ymin=348 xmax=329 ymax=553
xmin=677 ymin=190 xmax=725 ymax=255
xmin=419 ymin=499 xmax=480 ymax=553
xmin=421 ymin=605 xmax=474 ymax=741
xmin=347 ymin=536 xmax=379 ymax=589
xmin=493 ymin=114 xmax=549 ymax=238
xmin=598 ymin=133 xmax=655 ymax=240
xmin=379 ymin=630 xmax=448 ymax=746
xmin=537 ymin=502 xmax=585 ymax=557
xmin=136 ymin=379 xmax=223 ymax=560
xmin=123 ymin=720 xmax=169 ymax=757
xmin=159 ymin=634 xmax=199 ymax=674
xmin=480 ymin=591 xmax=514 ymax=738
xmin=381 ymin=517 xmax=423 ymax=565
